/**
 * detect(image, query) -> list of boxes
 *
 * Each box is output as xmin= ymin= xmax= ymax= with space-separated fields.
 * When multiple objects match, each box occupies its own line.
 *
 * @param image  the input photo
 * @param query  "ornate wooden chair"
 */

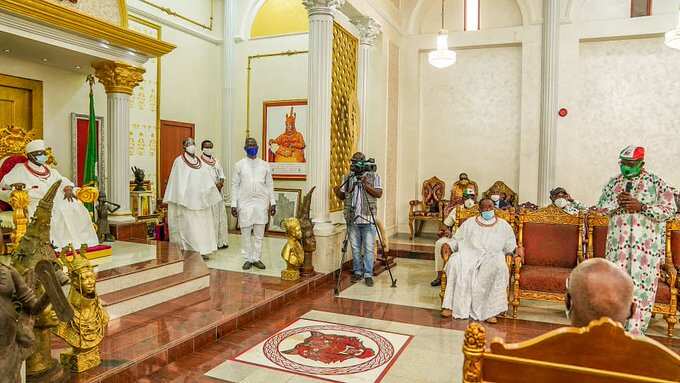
xmin=408 ymin=176 xmax=445 ymax=239
xmin=587 ymin=212 xmax=678 ymax=337
xmin=439 ymin=205 xmax=516 ymax=302
xmin=511 ymin=205 xmax=583 ymax=318
xmin=461 ymin=318 xmax=680 ymax=383
xmin=483 ymin=181 xmax=518 ymax=208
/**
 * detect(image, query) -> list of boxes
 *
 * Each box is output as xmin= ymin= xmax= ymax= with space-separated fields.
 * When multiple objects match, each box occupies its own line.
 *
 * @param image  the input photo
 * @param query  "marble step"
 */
xmin=96 ymin=258 xmax=185 ymax=295
xmin=100 ymin=268 xmax=210 ymax=320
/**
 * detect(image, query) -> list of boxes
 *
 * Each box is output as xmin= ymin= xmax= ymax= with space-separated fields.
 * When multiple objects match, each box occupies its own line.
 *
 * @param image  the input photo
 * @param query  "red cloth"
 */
xmin=0 ymin=155 xmax=28 ymax=211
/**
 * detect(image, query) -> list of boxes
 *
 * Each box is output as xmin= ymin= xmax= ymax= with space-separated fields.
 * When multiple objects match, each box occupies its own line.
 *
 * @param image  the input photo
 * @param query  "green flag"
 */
xmin=83 ymin=85 xmax=97 ymax=186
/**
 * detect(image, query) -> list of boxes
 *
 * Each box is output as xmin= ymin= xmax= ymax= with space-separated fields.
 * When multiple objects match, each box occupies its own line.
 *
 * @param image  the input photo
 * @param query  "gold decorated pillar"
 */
xmin=92 ymin=61 xmax=145 ymax=222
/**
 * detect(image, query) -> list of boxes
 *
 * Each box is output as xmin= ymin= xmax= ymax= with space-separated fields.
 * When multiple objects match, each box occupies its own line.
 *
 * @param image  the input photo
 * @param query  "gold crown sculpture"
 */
xmin=58 ymin=244 xmax=93 ymax=277
xmin=285 ymin=106 xmax=296 ymax=126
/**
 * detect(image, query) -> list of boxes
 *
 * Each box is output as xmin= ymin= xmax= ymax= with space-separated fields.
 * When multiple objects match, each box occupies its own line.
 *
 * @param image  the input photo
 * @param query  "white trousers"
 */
xmin=211 ymin=201 xmax=229 ymax=247
xmin=241 ymin=224 xmax=265 ymax=262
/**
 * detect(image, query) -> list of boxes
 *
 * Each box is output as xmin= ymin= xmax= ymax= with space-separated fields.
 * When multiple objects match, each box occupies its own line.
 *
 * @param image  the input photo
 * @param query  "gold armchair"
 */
xmin=408 ymin=176 xmax=445 ymax=239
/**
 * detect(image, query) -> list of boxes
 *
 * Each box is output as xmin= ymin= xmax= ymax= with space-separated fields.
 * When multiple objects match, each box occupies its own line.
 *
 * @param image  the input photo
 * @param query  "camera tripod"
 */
xmin=334 ymin=175 xmax=397 ymax=295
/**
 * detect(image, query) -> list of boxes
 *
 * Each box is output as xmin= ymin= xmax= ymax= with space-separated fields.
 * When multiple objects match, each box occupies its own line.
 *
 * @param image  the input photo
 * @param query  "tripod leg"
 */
xmin=334 ymin=226 xmax=351 ymax=295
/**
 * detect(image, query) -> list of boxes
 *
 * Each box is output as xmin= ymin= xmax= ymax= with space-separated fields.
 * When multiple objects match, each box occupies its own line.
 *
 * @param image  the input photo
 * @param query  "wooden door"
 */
xmin=159 ymin=120 xmax=194 ymax=198
xmin=0 ymin=74 xmax=43 ymax=137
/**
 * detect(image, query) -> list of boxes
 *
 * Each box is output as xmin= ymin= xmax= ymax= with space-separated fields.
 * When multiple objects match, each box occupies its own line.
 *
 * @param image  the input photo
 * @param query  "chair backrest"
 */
xmin=421 ymin=176 xmax=445 ymax=202
xmin=666 ymin=217 xmax=680 ymax=268
xmin=586 ymin=212 xmax=609 ymax=259
xmin=462 ymin=318 xmax=680 ymax=383
xmin=518 ymin=205 xmax=583 ymax=268
xmin=454 ymin=205 xmax=515 ymax=231
xmin=484 ymin=181 xmax=518 ymax=208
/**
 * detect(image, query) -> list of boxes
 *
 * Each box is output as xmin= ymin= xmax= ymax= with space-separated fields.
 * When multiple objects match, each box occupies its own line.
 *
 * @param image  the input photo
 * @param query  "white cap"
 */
xmin=25 ymin=139 xmax=46 ymax=154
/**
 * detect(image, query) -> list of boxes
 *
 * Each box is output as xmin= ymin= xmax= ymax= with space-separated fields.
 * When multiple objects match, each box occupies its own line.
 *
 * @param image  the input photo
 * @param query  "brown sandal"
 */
xmin=441 ymin=309 xmax=452 ymax=318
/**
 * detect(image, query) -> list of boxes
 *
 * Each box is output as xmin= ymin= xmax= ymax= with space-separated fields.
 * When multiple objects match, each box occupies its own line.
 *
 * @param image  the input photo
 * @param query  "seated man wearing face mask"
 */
xmin=490 ymin=192 xmax=511 ymax=210
xmin=0 ymin=139 xmax=99 ymax=250
xmin=441 ymin=198 xmax=518 ymax=323
xmin=550 ymin=187 xmax=586 ymax=215
xmin=431 ymin=187 xmax=476 ymax=287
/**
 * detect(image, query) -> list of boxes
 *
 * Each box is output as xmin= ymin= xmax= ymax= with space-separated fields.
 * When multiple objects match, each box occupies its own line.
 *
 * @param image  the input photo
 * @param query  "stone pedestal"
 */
xmin=312 ymin=224 xmax=346 ymax=274
xmin=93 ymin=61 xmax=145 ymax=222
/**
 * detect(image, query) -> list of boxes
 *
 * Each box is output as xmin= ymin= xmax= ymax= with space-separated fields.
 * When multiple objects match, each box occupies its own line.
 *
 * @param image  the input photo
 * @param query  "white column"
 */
xmin=537 ymin=0 xmax=560 ymax=206
xmin=93 ymin=61 xmax=145 ymax=222
xmin=222 ymin=0 xmax=236 ymax=204
xmin=351 ymin=16 xmax=381 ymax=152
xmin=303 ymin=0 xmax=345 ymax=236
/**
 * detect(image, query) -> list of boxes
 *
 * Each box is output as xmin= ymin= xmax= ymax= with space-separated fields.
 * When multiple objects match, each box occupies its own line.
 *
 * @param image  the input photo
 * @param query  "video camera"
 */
xmin=350 ymin=158 xmax=377 ymax=175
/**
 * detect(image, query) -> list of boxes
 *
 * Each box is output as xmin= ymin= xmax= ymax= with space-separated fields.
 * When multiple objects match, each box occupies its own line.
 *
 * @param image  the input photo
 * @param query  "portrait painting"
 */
xmin=268 ymin=188 xmax=302 ymax=233
xmin=262 ymin=100 xmax=308 ymax=180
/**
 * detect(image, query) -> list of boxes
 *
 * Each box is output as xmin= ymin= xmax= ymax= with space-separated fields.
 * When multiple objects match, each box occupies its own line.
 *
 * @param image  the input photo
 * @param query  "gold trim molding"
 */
xmin=0 ymin=0 xmax=175 ymax=57
xmin=92 ymin=61 xmax=146 ymax=95
xmin=139 ymin=0 xmax=213 ymax=30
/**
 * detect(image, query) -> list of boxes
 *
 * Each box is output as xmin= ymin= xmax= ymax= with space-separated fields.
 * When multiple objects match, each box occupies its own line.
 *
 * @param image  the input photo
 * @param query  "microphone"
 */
xmin=625 ymin=182 xmax=633 ymax=193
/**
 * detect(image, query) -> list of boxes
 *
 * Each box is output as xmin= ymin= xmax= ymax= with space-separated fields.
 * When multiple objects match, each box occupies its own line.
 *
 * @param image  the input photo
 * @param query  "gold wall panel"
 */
xmin=329 ymin=22 xmax=358 ymax=212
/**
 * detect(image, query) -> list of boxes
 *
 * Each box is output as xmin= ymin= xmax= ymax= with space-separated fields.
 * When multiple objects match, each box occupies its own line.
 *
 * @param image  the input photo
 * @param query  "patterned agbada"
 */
xmin=596 ymin=169 xmax=676 ymax=334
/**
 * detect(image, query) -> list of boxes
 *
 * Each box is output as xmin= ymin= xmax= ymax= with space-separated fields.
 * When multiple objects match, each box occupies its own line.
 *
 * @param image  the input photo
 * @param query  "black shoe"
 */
xmin=253 ymin=261 xmax=266 ymax=270
xmin=201 ymin=254 xmax=210 ymax=261
xmin=365 ymin=277 xmax=374 ymax=287
xmin=242 ymin=262 xmax=252 ymax=270
xmin=351 ymin=274 xmax=363 ymax=283
xmin=218 ymin=244 xmax=229 ymax=249
xmin=430 ymin=277 xmax=441 ymax=287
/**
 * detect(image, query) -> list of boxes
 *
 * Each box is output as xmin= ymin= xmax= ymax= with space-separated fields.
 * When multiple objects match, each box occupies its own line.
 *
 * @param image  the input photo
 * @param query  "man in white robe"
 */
xmin=164 ymin=138 xmax=222 ymax=259
xmin=200 ymin=139 xmax=228 ymax=249
xmin=0 ymin=139 xmax=98 ymax=250
xmin=231 ymin=137 xmax=276 ymax=270
xmin=441 ymin=198 xmax=517 ymax=323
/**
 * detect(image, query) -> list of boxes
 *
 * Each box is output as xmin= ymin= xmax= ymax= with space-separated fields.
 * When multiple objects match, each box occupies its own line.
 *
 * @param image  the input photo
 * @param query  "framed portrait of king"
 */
xmin=262 ymin=99 xmax=308 ymax=180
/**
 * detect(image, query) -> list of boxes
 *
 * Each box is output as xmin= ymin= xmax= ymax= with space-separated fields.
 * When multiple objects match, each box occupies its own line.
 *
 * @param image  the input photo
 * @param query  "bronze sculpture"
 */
xmin=53 ymin=244 xmax=109 ymax=372
xmin=131 ymin=166 xmax=146 ymax=191
xmin=96 ymin=190 xmax=119 ymax=242
xmin=297 ymin=187 xmax=316 ymax=276
xmin=280 ymin=217 xmax=304 ymax=281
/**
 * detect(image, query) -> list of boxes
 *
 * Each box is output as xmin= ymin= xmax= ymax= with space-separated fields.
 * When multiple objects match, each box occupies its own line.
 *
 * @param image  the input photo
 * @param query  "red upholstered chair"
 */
xmin=587 ymin=212 xmax=677 ymax=337
xmin=511 ymin=205 xmax=583 ymax=318
xmin=408 ymin=176 xmax=445 ymax=239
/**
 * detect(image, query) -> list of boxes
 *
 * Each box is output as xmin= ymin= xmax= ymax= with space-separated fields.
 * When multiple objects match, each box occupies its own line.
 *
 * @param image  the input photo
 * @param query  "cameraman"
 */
xmin=333 ymin=152 xmax=383 ymax=287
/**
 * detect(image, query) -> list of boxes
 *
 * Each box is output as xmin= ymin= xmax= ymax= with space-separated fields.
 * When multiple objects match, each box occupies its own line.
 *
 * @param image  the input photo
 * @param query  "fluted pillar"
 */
xmin=303 ymin=0 xmax=345 ymax=235
xmin=537 ymin=0 xmax=560 ymax=206
xmin=351 ymin=16 xmax=381 ymax=152
xmin=93 ymin=61 xmax=145 ymax=222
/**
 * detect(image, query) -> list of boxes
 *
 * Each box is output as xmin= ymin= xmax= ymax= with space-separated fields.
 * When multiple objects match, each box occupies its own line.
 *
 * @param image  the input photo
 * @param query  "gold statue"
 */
xmin=280 ymin=217 xmax=304 ymax=281
xmin=297 ymin=187 xmax=316 ymax=276
xmin=53 ymin=244 xmax=109 ymax=372
xmin=9 ymin=182 xmax=30 ymax=247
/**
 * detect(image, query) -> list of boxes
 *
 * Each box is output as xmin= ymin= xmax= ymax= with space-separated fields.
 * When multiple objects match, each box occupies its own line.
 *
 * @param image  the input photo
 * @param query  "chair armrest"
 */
xmin=409 ymin=200 xmax=422 ymax=215
xmin=660 ymin=262 xmax=677 ymax=288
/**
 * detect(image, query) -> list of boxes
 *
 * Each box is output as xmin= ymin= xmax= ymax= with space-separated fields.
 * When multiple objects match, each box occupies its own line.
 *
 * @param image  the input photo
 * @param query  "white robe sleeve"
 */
xmin=443 ymin=209 xmax=456 ymax=227
xmin=231 ymin=162 xmax=240 ymax=209
xmin=501 ymin=221 xmax=517 ymax=254
xmin=266 ymin=163 xmax=275 ymax=206
xmin=216 ymin=161 xmax=225 ymax=181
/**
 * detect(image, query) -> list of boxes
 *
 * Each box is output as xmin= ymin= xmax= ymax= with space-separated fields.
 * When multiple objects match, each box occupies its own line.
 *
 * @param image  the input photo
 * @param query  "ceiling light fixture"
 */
xmin=41 ymin=58 xmax=48 ymax=63
xmin=428 ymin=0 xmax=456 ymax=69
xmin=75 ymin=65 xmax=81 ymax=69
xmin=2 ymin=49 xmax=9 ymax=54
xmin=665 ymin=10 xmax=680 ymax=50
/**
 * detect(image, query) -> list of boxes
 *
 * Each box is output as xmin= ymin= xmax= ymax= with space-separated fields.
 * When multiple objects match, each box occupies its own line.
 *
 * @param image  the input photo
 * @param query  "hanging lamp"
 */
xmin=428 ymin=0 xmax=456 ymax=68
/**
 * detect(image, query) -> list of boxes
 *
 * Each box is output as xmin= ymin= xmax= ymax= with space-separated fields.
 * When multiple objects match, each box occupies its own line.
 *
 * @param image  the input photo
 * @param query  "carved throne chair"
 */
xmin=439 ymin=205 xmax=516 ymax=302
xmin=588 ymin=212 xmax=678 ymax=336
xmin=483 ymin=181 xmax=518 ymax=209
xmin=511 ymin=205 xmax=583 ymax=318
xmin=408 ymin=176 xmax=445 ymax=239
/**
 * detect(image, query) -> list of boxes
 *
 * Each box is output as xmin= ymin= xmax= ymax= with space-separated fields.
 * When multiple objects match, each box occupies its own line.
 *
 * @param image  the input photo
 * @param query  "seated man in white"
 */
xmin=431 ymin=187 xmax=476 ymax=287
xmin=0 ymin=139 xmax=98 ymax=250
xmin=441 ymin=198 xmax=517 ymax=323
xmin=550 ymin=186 xmax=586 ymax=215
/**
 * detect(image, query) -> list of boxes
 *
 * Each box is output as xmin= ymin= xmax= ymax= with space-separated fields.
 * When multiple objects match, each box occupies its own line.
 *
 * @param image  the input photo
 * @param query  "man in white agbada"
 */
xmin=441 ymin=198 xmax=518 ymax=323
xmin=200 ymin=139 xmax=228 ymax=249
xmin=231 ymin=137 xmax=276 ymax=271
xmin=163 ymin=138 xmax=222 ymax=259
xmin=0 ymin=139 xmax=98 ymax=250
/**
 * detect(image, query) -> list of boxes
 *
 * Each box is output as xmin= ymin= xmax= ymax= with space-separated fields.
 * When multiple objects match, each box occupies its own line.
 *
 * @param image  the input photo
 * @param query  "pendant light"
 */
xmin=665 ymin=9 xmax=680 ymax=50
xmin=428 ymin=0 xmax=456 ymax=69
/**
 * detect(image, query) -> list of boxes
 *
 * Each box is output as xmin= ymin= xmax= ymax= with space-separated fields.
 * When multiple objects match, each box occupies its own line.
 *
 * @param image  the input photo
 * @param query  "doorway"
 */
xmin=159 ymin=120 xmax=194 ymax=198
xmin=0 ymin=74 xmax=43 ymax=137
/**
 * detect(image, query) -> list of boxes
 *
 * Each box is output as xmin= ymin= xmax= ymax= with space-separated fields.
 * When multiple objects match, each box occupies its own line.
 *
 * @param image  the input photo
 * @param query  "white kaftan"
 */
xmin=0 ymin=162 xmax=98 ymax=250
xmin=201 ymin=154 xmax=229 ymax=248
xmin=434 ymin=208 xmax=457 ymax=272
xmin=442 ymin=216 xmax=516 ymax=320
xmin=163 ymin=154 xmax=222 ymax=255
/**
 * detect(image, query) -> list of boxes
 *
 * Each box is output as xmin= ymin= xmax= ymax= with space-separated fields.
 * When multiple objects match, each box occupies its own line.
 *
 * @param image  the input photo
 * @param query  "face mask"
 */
xmin=34 ymin=154 xmax=48 ymax=165
xmin=490 ymin=194 xmax=500 ymax=202
xmin=481 ymin=210 xmax=495 ymax=221
xmin=620 ymin=163 xmax=642 ymax=178
xmin=464 ymin=199 xmax=475 ymax=209
xmin=245 ymin=147 xmax=258 ymax=157
xmin=185 ymin=145 xmax=196 ymax=155
xmin=554 ymin=198 xmax=568 ymax=209
xmin=202 ymin=148 xmax=213 ymax=156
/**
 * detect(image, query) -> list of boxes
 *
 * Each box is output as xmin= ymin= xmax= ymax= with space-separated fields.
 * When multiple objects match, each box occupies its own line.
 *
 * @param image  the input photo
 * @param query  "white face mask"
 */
xmin=490 ymin=194 xmax=500 ymax=202
xmin=464 ymin=199 xmax=475 ymax=209
xmin=185 ymin=145 xmax=196 ymax=155
xmin=554 ymin=198 xmax=569 ymax=209
xmin=202 ymin=148 xmax=213 ymax=156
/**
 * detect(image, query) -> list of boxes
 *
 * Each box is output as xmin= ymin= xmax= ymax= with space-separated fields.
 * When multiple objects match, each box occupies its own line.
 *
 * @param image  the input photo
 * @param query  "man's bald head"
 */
xmin=567 ymin=258 xmax=635 ymax=327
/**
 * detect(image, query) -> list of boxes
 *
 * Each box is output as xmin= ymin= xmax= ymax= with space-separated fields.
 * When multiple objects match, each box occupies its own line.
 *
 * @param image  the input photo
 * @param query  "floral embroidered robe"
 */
xmin=596 ymin=170 xmax=677 ymax=334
